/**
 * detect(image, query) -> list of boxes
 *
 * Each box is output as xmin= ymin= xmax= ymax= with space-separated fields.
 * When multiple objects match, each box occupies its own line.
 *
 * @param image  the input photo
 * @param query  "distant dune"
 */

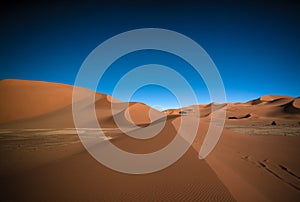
xmin=164 ymin=95 xmax=300 ymax=121
xmin=0 ymin=79 xmax=299 ymax=201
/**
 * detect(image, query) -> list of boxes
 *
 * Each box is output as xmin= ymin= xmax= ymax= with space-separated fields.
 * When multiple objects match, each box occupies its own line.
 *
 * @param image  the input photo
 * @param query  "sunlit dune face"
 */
xmin=124 ymin=103 xmax=165 ymax=126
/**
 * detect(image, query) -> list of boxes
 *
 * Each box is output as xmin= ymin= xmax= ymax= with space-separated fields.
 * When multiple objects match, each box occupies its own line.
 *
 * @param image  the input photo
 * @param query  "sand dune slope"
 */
xmin=0 ymin=79 xmax=80 ymax=123
xmin=0 ymin=119 xmax=235 ymax=202
xmin=170 ymin=116 xmax=300 ymax=201
xmin=0 ymin=79 xmax=165 ymax=129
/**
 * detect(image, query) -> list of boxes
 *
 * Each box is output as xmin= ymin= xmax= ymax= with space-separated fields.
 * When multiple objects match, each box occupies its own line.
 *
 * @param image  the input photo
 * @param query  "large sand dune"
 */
xmin=0 ymin=79 xmax=164 ymax=129
xmin=0 ymin=79 xmax=75 ymax=123
xmin=0 ymin=79 xmax=299 ymax=201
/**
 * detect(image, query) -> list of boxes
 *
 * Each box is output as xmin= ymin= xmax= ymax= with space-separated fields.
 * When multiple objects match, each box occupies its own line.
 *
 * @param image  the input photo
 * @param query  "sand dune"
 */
xmin=227 ymin=95 xmax=300 ymax=121
xmin=164 ymin=95 xmax=300 ymax=122
xmin=294 ymin=97 xmax=300 ymax=108
xmin=0 ymin=79 xmax=75 ymax=123
xmin=259 ymin=95 xmax=294 ymax=102
xmin=0 ymin=79 xmax=299 ymax=201
xmin=0 ymin=79 xmax=165 ymax=129
xmin=0 ymin=79 xmax=104 ymax=125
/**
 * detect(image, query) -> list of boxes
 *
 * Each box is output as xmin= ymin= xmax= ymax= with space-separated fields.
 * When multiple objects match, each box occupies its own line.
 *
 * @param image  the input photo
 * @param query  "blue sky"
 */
xmin=0 ymin=0 xmax=299 ymax=109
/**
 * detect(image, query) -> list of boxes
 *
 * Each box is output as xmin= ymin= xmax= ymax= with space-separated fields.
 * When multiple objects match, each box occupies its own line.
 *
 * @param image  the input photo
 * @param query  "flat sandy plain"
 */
xmin=0 ymin=79 xmax=299 ymax=201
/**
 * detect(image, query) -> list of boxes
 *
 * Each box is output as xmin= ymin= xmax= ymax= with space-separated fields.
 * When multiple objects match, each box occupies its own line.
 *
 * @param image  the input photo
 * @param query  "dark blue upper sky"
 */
xmin=1 ymin=0 xmax=299 ymax=108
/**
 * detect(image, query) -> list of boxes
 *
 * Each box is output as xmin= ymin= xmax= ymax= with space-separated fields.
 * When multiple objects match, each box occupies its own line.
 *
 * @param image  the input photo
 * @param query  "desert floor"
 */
xmin=0 ymin=122 xmax=299 ymax=201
